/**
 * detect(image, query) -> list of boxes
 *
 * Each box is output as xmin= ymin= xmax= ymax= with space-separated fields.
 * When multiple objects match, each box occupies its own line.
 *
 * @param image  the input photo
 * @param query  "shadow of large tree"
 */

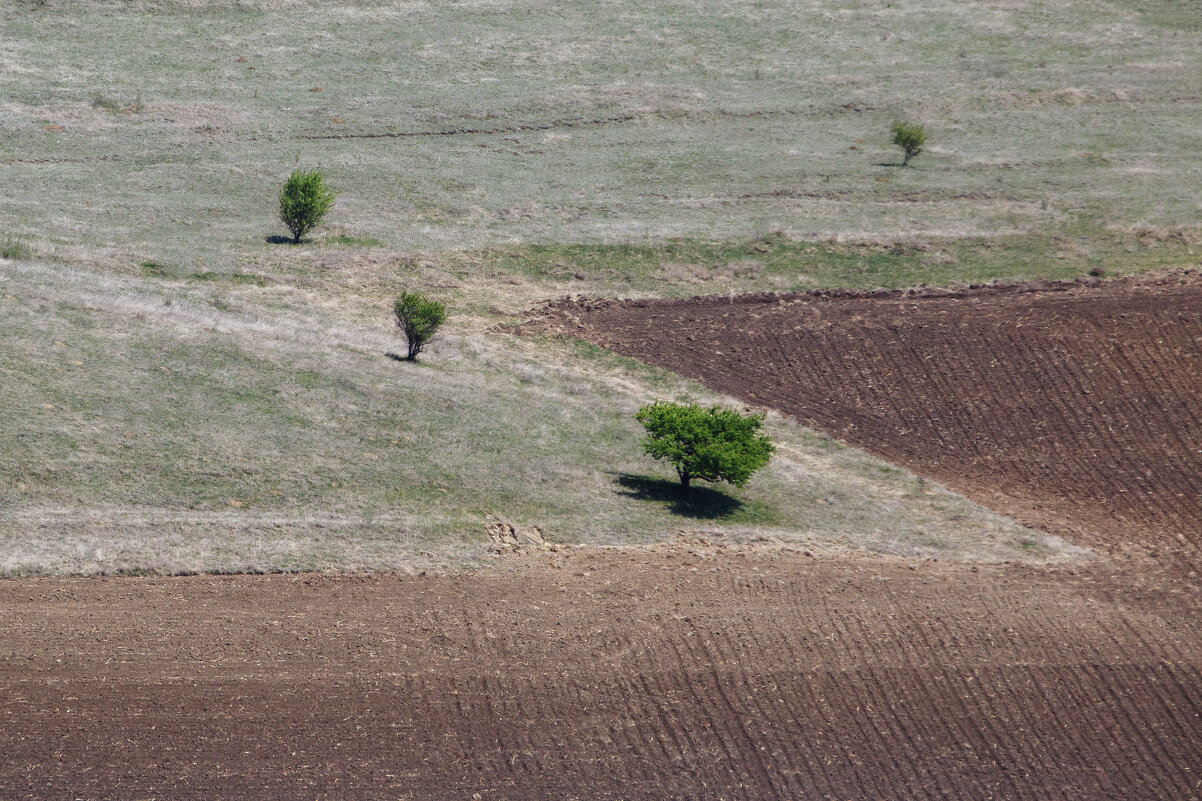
xmin=614 ymin=473 xmax=744 ymax=519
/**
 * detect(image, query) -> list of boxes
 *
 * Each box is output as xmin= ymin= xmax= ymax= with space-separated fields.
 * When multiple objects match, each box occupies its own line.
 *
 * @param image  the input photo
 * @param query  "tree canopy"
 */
xmin=891 ymin=120 xmax=927 ymax=167
xmin=279 ymin=169 xmax=336 ymax=244
xmin=635 ymin=402 xmax=774 ymax=490
xmin=393 ymin=292 xmax=447 ymax=360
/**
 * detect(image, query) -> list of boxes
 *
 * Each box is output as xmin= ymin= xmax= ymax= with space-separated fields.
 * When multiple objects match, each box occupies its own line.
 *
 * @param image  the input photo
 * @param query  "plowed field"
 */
xmin=524 ymin=272 xmax=1202 ymax=557
xmin=3 ymin=546 xmax=1201 ymax=800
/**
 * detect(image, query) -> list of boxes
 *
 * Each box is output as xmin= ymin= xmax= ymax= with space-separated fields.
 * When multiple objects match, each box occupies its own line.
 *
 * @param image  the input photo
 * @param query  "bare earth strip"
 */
xmin=1 ymin=547 xmax=1200 ymax=800
xmin=520 ymin=271 xmax=1202 ymax=559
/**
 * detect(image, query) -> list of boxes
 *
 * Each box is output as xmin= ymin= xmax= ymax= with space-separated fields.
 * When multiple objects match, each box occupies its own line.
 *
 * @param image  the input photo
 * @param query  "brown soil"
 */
xmin=521 ymin=271 xmax=1202 ymax=559
xmin=3 ymin=545 xmax=1201 ymax=800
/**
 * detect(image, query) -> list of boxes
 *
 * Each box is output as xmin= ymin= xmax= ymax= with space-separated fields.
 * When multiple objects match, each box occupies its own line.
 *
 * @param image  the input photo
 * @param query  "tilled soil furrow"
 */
xmin=963 ymin=665 xmax=1048 ymax=800
xmin=779 ymin=673 xmax=848 ymax=799
xmin=1095 ymin=662 xmax=1188 ymax=798
xmin=4 ymin=555 xmax=1201 ymax=800
xmin=856 ymin=665 xmax=945 ymax=800
xmin=1099 ymin=325 xmax=1202 ymax=537
xmin=1033 ymin=666 xmax=1140 ymax=797
xmin=605 ymin=676 xmax=663 ymax=790
xmin=699 ymin=628 xmax=804 ymax=797
xmin=1084 ymin=662 xmax=1188 ymax=799
xmin=668 ymin=634 xmax=771 ymax=793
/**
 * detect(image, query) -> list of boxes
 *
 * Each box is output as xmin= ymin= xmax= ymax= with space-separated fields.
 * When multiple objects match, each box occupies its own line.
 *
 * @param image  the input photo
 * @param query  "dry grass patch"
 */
xmin=0 ymin=259 xmax=1069 ymax=575
xmin=1 ymin=0 xmax=1200 ymax=261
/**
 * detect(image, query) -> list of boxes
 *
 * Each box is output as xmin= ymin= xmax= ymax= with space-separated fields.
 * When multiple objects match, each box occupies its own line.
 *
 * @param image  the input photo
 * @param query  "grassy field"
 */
xmin=1 ymin=0 xmax=1196 ymax=574
xmin=0 ymin=260 xmax=1061 ymax=575
xmin=3 ymin=0 xmax=1201 ymax=266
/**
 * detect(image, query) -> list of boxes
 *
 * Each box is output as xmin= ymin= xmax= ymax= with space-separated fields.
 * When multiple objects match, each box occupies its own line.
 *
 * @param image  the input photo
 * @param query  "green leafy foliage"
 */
xmin=891 ymin=120 xmax=927 ymax=167
xmin=278 ymin=169 xmax=337 ymax=244
xmin=635 ymin=402 xmax=774 ymax=490
xmin=393 ymin=292 xmax=448 ymax=360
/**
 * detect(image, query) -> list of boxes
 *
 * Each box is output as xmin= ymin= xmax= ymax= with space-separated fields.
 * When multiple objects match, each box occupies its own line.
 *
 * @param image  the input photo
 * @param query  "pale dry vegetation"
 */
xmin=1 ymin=0 xmax=1193 ymax=574
xmin=2 ymin=0 xmax=1200 ymax=268
xmin=0 ymin=261 xmax=1067 ymax=575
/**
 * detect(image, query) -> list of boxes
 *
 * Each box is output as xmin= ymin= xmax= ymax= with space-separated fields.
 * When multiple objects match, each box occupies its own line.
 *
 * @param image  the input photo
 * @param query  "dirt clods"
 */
xmin=486 ymin=519 xmax=554 ymax=552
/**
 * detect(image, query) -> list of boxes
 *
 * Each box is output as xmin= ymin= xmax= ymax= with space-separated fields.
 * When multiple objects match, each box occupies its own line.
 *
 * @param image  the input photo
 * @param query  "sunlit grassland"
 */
xmin=1 ymin=0 xmax=1199 ymax=270
xmin=1 ymin=0 xmax=1194 ymax=573
xmin=0 ymin=262 xmax=1066 ymax=574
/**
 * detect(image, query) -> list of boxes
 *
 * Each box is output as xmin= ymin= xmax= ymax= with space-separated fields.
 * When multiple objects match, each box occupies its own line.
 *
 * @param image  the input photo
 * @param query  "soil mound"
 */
xmin=485 ymin=518 xmax=556 ymax=553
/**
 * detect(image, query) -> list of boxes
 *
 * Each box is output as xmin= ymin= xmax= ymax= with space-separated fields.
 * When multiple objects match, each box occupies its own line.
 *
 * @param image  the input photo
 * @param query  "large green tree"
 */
xmin=635 ymin=402 xmax=774 ymax=491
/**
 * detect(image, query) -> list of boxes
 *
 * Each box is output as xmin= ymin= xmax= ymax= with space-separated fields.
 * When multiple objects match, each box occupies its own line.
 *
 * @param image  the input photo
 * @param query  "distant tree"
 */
xmin=278 ymin=169 xmax=336 ymax=244
xmin=635 ymin=402 xmax=774 ymax=491
xmin=393 ymin=292 xmax=447 ymax=360
xmin=891 ymin=120 xmax=927 ymax=167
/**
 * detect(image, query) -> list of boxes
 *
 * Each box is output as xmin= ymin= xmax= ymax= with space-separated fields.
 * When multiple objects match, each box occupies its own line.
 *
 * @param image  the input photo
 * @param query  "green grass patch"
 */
xmin=462 ymin=224 xmax=1198 ymax=297
xmin=1 ymin=240 xmax=32 ymax=261
xmin=560 ymin=338 xmax=686 ymax=392
xmin=613 ymin=473 xmax=782 ymax=525
xmin=90 ymin=94 xmax=142 ymax=114
xmin=139 ymin=260 xmax=174 ymax=278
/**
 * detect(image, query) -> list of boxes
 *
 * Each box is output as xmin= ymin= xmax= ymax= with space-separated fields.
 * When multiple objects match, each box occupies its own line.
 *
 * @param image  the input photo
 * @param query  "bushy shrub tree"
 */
xmin=891 ymin=120 xmax=927 ymax=167
xmin=279 ymin=169 xmax=336 ymax=244
xmin=635 ymin=402 xmax=774 ymax=491
xmin=393 ymin=292 xmax=447 ymax=360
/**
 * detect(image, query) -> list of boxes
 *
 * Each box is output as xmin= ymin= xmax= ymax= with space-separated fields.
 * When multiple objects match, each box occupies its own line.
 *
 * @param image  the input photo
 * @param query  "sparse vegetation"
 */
xmin=3 ymin=0 xmax=1198 ymax=265
xmin=1 ymin=240 xmax=31 ymax=261
xmin=327 ymin=234 xmax=385 ymax=249
xmin=891 ymin=121 xmax=927 ymax=167
xmin=393 ymin=292 xmax=447 ymax=360
xmin=278 ymin=170 xmax=336 ymax=245
xmin=0 ymin=263 xmax=1056 ymax=575
xmin=635 ymin=402 xmax=774 ymax=491
xmin=139 ymin=260 xmax=171 ymax=278
xmin=91 ymin=94 xmax=142 ymax=114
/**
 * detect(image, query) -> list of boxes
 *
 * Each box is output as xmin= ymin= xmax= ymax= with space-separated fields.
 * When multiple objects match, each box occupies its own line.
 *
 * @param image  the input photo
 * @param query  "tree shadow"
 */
xmin=613 ymin=473 xmax=744 ymax=519
xmin=385 ymin=352 xmax=413 ymax=363
xmin=265 ymin=234 xmax=298 ymax=245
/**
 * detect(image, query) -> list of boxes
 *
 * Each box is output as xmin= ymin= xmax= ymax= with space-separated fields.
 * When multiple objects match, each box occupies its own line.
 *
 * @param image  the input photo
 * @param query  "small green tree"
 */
xmin=635 ymin=402 xmax=774 ymax=491
xmin=278 ymin=169 xmax=336 ymax=244
xmin=393 ymin=292 xmax=447 ymax=360
xmin=891 ymin=120 xmax=927 ymax=167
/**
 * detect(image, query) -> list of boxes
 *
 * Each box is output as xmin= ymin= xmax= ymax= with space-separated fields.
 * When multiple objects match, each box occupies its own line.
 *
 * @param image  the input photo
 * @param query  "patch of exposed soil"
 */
xmin=484 ymin=517 xmax=557 ymax=553
xmin=1 ymin=546 xmax=1200 ymax=800
xmin=520 ymin=271 xmax=1202 ymax=560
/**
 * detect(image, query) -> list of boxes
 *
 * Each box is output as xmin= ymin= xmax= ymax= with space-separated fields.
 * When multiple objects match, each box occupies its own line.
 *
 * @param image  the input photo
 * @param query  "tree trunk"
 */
xmin=679 ymin=472 xmax=691 ymax=491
